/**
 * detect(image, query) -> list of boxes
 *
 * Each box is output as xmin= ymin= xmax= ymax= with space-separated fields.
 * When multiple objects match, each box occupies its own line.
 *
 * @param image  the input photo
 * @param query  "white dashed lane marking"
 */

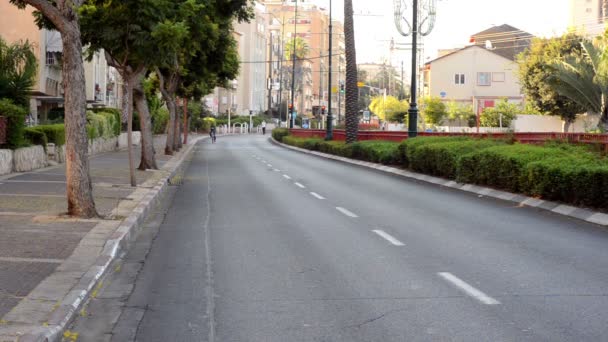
xmin=310 ymin=192 xmax=325 ymax=200
xmin=336 ymin=207 xmax=358 ymax=218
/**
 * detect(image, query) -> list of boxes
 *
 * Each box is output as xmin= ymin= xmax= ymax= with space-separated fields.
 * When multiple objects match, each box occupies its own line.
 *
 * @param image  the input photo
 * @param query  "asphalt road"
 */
xmin=81 ymin=134 xmax=608 ymax=341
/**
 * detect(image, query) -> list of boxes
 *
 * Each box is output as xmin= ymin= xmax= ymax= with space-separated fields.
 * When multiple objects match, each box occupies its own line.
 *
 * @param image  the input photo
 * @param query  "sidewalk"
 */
xmin=0 ymin=134 xmax=203 ymax=341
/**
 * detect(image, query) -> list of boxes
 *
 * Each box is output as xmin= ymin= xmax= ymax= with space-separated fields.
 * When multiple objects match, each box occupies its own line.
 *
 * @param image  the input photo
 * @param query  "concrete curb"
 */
xmin=4 ymin=136 xmax=206 ymax=342
xmin=271 ymin=137 xmax=608 ymax=227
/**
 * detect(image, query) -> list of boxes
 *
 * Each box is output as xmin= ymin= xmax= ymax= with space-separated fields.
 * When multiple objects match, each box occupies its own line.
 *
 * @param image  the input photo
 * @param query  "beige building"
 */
xmin=570 ymin=0 xmax=607 ymax=36
xmin=423 ymin=25 xmax=530 ymax=114
xmin=0 ymin=2 xmax=121 ymax=122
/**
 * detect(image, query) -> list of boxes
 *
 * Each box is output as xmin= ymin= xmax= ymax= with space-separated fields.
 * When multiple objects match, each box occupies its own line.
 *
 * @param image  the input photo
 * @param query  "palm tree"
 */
xmin=549 ymin=37 xmax=608 ymax=131
xmin=344 ymin=0 xmax=358 ymax=143
xmin=285 ymin=37 xmax=309 ymax=114
xmin=0 ymin=37 xmax=37 ymax=107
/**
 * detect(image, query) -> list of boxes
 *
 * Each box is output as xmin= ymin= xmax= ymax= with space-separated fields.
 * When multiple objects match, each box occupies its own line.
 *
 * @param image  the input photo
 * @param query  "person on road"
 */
xmin=210 ymin=125 xmax=217 ymax=143
xmin=261 ymin=120 xmax=267 ymax=135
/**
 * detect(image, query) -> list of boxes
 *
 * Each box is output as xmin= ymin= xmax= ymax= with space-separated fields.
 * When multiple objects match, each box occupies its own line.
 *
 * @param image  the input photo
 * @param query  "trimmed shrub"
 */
xmin=86 ymin=111 xmax=116 ymax=140
xmin=34 ymin=124 xmax=65 ymax=146
xmin=397 ymin=136 xmax=470 ymax=168
xmin=410 ymin=139 xmax=504 ymax=179
xmin=201 ymin=117 xmax=216 ymax=132
xmin=272 ymin=128 xmax=289 ymax=142
xmin=24 ymin=127 xmax=47 ymax=147
xmin=457 ymin=144 xmax=580 ymax=192
xmin=0 ymin=99 xmax=27 ymax=149
xmin=350 ymin=141 xmax=401 ymax=165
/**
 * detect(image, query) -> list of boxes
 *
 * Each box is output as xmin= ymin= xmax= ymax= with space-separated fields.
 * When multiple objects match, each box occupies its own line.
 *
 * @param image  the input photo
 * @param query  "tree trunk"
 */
xmin=62 ymin=26 xmax=98 ymax=217
xmin=344 ymin=0 xmax=359 ymax=143
xmin=134 ymin=75 xmax=158 ymax=170
xmin=122 ymin=77 xmax=136 ymax=187
xmin=166 ymin=99 xmax=176 ymax=154
xmin=175 ymin=106 xmax=182 ymax=150
xmin=563 ymin=119 xmax=572 ymax=133
xmin=183 ymin=98 xmax=189 ymax=144
xmin=600 ymin=101 xmax=608 ymax=132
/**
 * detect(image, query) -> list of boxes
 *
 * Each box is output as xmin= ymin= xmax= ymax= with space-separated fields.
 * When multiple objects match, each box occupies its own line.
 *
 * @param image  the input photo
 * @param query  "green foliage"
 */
xmin=91 ymin=108 xmax=121 ymax=136
xmin=24 ymin=127 xmax=47 ymax=147
xmin=350 ymin=141 xmax=402 ymax=164
xmin=272 ymin=128 xmax=290 ymax=142
xmin=517 ymin=33 xmax=587 ymax=124
xmin=284 ymin=37 xmax=310 ymax=60
xmin=0 ymin=99 xmax=26 ymax=148
xmin=420 ymin=97 xmax=447 ymax=126
xmin=480 ymin=99 xmax=520 ymax=127
xmin=409 ymin=139 xmax=505 ymax=179
xmin=0 ymin=37 xmax=38 ymax=107
xmin=369 ymin=95 xmax=409 ymax=122
xmin=458 ymin=143 xmax=608 ymax=208
xmin=86 ymin=111 xmax=119 ymax=140
xmin=446 ymin=101 xmax=474 ymax=123
xmin=152 ymin=108 xmax=169 ymax=134
xmin=33 ymin=124 xmax=65 ymax=146
xmin=397 ymin=136 xmax=470 ymax=168
xmin=47 ymin=107 xmax=65 ymax=122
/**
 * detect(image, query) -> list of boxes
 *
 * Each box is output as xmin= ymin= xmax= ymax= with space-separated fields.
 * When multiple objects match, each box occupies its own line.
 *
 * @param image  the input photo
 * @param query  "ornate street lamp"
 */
xmin=394 ymin=0 xmax=436 ymax=137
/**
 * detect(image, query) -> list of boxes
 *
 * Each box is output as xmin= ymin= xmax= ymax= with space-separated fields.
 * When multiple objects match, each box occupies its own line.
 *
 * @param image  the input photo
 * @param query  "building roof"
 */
xmin=469 ymin=24 xmax=533 ymax=61
xmin=425 ymin=45 xmax=510 ymax=65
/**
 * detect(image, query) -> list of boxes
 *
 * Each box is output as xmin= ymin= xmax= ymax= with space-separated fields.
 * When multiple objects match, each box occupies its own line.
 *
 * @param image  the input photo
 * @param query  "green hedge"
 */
xmin=458 ymin=143 xmax=608 ymax=207
xmin=280 ymin=133 xmax=608 ymax=209
xmin=24 ymin=127 xmax=47 ymax=148
xmin=272 ymin=128 xmax=289 ymax=142
xmin=397 ymin=136 xmax=470 ymax=168
xmin=410 ymin=139 xmax=505 ymax=179
xmin=86 ymin=111 xmax=118 ymax=140
xmin=0 ymin=99 xmax=27 ymax=148
xmin=33 ymin=124 xmax=65 ymax=146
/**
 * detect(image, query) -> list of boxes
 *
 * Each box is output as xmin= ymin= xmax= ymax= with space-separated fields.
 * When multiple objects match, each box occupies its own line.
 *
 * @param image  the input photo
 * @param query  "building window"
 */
xmin=454 ymin=73 xmax=465 ymax=85
xmin=46 ymin=51 xmax=55 ymax=65
xmin=586 ymin=7 xmax=592 ymax=13
xmin=477 ymin=72 xmax=491 ymax=86
xmin=492 ymin=72 xmax=505 ymax=82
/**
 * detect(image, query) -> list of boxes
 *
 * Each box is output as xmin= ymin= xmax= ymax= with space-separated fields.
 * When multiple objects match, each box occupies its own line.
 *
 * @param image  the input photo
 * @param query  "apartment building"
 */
xmin=0 ymin=2 xmax=122 ymax=122
xmin=570 ymin=0 xmax=607 ymax=36
xmin=423 ymin=25 xmax=531 ymax=114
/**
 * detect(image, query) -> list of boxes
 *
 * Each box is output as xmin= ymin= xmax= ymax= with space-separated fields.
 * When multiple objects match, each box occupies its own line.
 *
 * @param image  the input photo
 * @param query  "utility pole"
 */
xmin=277 ymin=13 xmax=285 ymax=128
xmin=325 ymin=0 xmax=333 ymax=140
xmin=401 ymin=60 xmax=404 ymax=100
xmin=267 ymin=32 xmax=273 ymax=120
xmin=290 ymin=0 xmax=298 ymax=129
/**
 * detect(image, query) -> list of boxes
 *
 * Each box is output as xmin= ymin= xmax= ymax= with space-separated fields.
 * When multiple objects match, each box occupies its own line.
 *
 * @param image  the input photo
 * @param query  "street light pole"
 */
xmin=407 ymin=0 xmax=419 ymax=138
xmin=290 ymin=0 xmax=298 ymax=129
xmin=325 ymin=0 xmax=333 ymax=140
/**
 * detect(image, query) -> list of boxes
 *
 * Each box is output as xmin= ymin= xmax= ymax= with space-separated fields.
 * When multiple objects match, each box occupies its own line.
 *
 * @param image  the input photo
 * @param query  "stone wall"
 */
xmin=118 ymin=132 xmax=141 ymax=149
xmin=89 ymin=136 xmax=118 ymax=155
xmin=0 ymin=150 xmax=13 ymax=175
xmin=13 ymin=146 xmax=47 ymax=172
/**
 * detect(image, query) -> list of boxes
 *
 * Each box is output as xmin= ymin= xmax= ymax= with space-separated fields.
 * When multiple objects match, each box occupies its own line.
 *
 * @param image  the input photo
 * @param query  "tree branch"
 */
xmin=21 ymin=0 xmax=66 ymax=31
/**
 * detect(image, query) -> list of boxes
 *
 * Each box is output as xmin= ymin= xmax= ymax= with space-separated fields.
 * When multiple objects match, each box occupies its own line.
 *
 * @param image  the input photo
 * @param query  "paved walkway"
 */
xmin=0 ymin=136 xmax=173 ymax=319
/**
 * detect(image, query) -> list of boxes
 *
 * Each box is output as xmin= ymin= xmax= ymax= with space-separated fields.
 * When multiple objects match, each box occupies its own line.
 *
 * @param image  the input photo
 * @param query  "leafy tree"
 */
xmin=549 ymin=33 xmax=608 ymax=131
xmin=369 ymin=95 xmax=408 ymax=122
xmin=420 ymin=96 xmax=447 ymax=126
xmin=9 ymin=0 xmax=97 ymax=217
xmin=80 ymin=0 xmax=167 ymax=183
xmin=154 ymin=0 xmax=251 ymax=154
xmin=344 ymin=0 xmax=358 ymax=143
xmin=517 ymin=33 xmax=587 ymax=132
xmin=0 ymin=37 xmax=37 ymax=107
xmin=445 ymin=101 xmax=474 ymax=127
xmin=480 ymin=99 xmax=521 ymax=127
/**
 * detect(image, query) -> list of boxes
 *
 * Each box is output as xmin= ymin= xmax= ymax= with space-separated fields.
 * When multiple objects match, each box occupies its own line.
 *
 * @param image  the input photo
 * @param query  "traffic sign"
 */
xmin=331 ymin=86 xmax=338 ymax=93
xmin=357 ymin=82 xmax=365 ymax=88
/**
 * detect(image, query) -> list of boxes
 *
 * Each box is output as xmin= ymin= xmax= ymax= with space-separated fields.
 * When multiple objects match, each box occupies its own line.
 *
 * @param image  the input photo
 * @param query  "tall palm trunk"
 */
xmin=344 ymin=0 xmax=358 ymax=143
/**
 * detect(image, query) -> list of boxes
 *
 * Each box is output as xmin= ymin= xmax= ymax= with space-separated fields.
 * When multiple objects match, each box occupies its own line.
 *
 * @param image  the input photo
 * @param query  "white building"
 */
xmin=570 ymin=0 xmax=607 ymax=36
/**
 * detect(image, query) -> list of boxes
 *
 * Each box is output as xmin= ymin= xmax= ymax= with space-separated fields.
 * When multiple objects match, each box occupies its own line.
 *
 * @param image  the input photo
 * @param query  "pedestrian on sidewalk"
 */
xmin=210 ymin=125 xmax=217 ymax=143
xmin=261 ymin=120 xmax=267 ymax=135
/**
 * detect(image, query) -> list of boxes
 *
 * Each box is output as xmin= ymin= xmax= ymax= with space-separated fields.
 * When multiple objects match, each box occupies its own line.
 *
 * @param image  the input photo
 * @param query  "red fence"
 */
xmin=289 ymin=129 xmax=608 ymax=150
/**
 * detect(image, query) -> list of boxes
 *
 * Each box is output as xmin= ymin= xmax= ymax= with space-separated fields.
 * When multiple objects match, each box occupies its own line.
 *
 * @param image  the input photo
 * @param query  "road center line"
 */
xmin=294 ymin=182 xmax=306 ymax=188
xmin=372 ymin=230 xmax=405 ymax=246
xmin=438 ymin=272 xmax=500 ymax=305
xmin=267 ymin=164 xmax=273 ymax=168
xmin=283 ymin=174 xmax=292 ymax=180
xmin=336 ymin=207 xmax=358 ymax=218
xmin=310 ymin=192 xmax=325 ymax=200
xmin=273 ymin=169 xmax=280 ymax=172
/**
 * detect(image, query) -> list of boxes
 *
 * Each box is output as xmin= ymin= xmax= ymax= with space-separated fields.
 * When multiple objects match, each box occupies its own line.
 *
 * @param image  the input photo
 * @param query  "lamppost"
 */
xmin=394 ymin=0 xmax=436 ymax=137
xmin=289 ymin=0 xmax=298 ymax=129
xmin=325 ymin=0 xmax=333 ymax=140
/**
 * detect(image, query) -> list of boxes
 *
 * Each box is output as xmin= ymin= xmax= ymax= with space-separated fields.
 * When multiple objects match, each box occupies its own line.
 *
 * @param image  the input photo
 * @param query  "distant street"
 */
xmin=73 ymin=134 xmax=608 ymax=341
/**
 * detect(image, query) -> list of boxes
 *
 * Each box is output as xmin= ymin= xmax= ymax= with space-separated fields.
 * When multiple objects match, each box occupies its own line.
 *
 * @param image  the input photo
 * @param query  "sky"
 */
xmin=306 ymin=0 xmax=571 ymax=65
